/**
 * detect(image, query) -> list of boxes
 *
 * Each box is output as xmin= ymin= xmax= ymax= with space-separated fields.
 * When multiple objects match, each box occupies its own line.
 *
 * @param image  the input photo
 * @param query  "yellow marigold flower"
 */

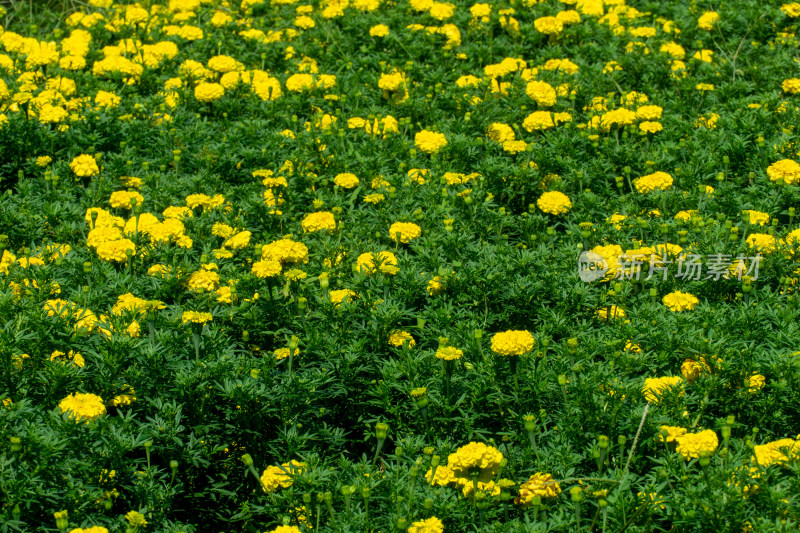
xmin=186 ymin=193 xmax=226 ymax=211
xmin=389 ymin=222 xmax=422 ymax=243
xmin=274 ymin=347 xmax=300 ymax=360
xmin=746 ymin=373 xmax=765 ymax=393
xmin=435 ymin=346 xmax=463 ymax=360
xmin=38 ymin=104 xmax=69 ymax=124
xmin=59 ymin=392 xmax=106 ymax=422
xmin=286 ymin=73 xmax=315 ymax=92
xmin=490 ymin=330 xmax=535 ymax=356
xmin=262 ymin=238 xmax=309 ymax=264
xmin=595 ymin=303 xmax=626 ymax=321
xmin=194 ymin=82 xmax=225 ymax=102
xmin=251 ymin=260 xmax=281 ymax=278
xmin=693 ymin=49 xmax=714 ymax=63
xmin=537 ymin=191 xmax=572 ymax=215
xmin=94 ymin=90 xmax=120 ymax=108
xmin=212 ymin=223 xmax=235 ymax=238
xmin=743 ymin=210 xmax=770 ymax=225
xmin=161 ymin=206 xmax=191 ymax=221
xmin=525 ymin=80 xmax=557 ymax=107
xmin=523 ymin=111 xmax=555 ymax=131
xmin=429 ymin=2 xmax=455 ymax=20
xmin=534 ymin=16 xmax=563 ymax=35
xmin=767 ymin=159 xmax=800 ymax=185
xmin=681 ymin=358 xmax=710 ymax=383
xmin=125 ymin=511 xmax=148 ymax=527
xmin=636 ymin=105 xmax=662 ymax=120
xmin=753 ymin=438 xmax=800 ymax=467
xmin=260 ymin=460 xmax=306 ymax=492
xmin=50 ymin=349 xmax=85 ymax=368
xmin=696 ymin=83 xmax=714 ymax=91
xmin=181 ymin=311 xmax=212 ymax=324
xmin=557 ymin=10 xmax=581 ymax=25
xmin=639 ymin=121 xmax=663 ymax=134
xmin=283 ymin=268 xmax=307 ymax=281
xmin=36 ymin=155 xmax=53 ymax=166
xmin=207 ymin=55 xmax=241 ymax=73
xmin=447 ymin=442 xmax=503 ymax=481
xmin=426 ymin=465 xmax=455 ymax=486
xmin=516 ymin=473 xmax=561 ymax=505
xmin=370 ymin=24 xmax=389 ymax=37
xmin=378 ymin=71 xmax=406 ymax=92
xmin=87 ymin=227 xmax=121 ymax=248
xmin=389 ymin=330 xmax=415 ymax=347
xmin=408 ymin=516 xmax=444 ymax=533
xmin=698 ymin=11 xmax=719 ymax=30
xmin=364 ymin=193 xmax=385 ymax=204
xmin=486 ymin=123 xmax=515 ymax=143
xmin=662 ymin=291 xmax=699 ymax=311
xmin=783 ymin=78 xmax=800 ymax=94
xmin=109 ymin=191 xmax=144 ymax=209
xmin=642 ymin=376 xmax=683 ymax=403
xmin=503 ymin=140 xmax=528 ymax=153
xmin=675 ymin=429 xmax=719 ymax=459
xmin=421 ymin=273 xmax=445 ymax=296
xmin=694 ymin=113 xmax=719 ymax=129
xmin=414 ymin=130 xmax=448 ymax=154
xmin=599 ymin=108 xmax=637 ymax=130
xmin=334 ymin=172 xmax=360 ymax=188
xmin=96 ymin=239 xmax=135 ymax=262
xmin=356 ymin=251 xmax=398 ymax=275
xmin=657 ymin=425 xmax=688 ymax=444
xmin=224 ymin=230 xmax=251 ymax=250
xmin=301 ymin=212 xmax=336 ymax=233
xmin=634 ymin=171 xmax=673 ymax=193
xmin=187 ymin=266 xmax=220 ymax=291
xmin=456 ymin=75 xmax=482 ymax=87
xmin=327 ymin=288 xmax=355 ymax=306
xmin=70 ymin=154 xmax=99 ymax=177
xmin=265 ymin=527 xmax=301 ymax=533
xmin=746 ymin=233 xmax=777 ymax=252
xmin=782 ymin=3 xmax=800 ymax=17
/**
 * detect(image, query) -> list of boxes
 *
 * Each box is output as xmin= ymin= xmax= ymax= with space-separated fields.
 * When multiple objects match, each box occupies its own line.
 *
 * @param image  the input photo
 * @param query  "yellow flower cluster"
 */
xmin=490 ymin=330 xmax=535 ymax=356
xmin=537 ymin=191 xmax=572 ymax=215
xmin=675 ymin=429 xmax=719 ymax=459
xmin=435 ymin=346 xmax=463 ymax=360
xmin=753 ymin=438 xmax=800 ymax=467
xmin=262 ymin=238 xmax=310 ymax=264
xmin=766 ymin=159 xmax=800 ymax=185
xmin=389 ymin=222 xmax=422 ymax=243
xmin=642 ymin=376 xmax=683 ymax=403
xmin=70 ymin=154 xmax=99 ymax=177
xmin=302 ymin=211 xmax=336 ymax=233
xmin=260 ymin=460 xmax=306 ymax=492
xmin=389 ymin=330 xmax=416 ymax=347
xmin=59 ymin=392 xmax=106 ymax=422
xmin=181 ymin=311 xmax=213 ymax=324
xmin=633 ymin=171 xmax=674 ymax=193
xmin=356 ymin=251 xmax=398 ymax=275
xmin=662 ymin=291 xmax=699 ymax=311
xmin=334 ymin=172 xmax=360 ymax=188
xmin=516 ymin=473 xmax=561 ymax=505
xmin=414 ymin=130 xmax=448 ymax=154
xmin=408 ymin=516 xmax=444 ymax=533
